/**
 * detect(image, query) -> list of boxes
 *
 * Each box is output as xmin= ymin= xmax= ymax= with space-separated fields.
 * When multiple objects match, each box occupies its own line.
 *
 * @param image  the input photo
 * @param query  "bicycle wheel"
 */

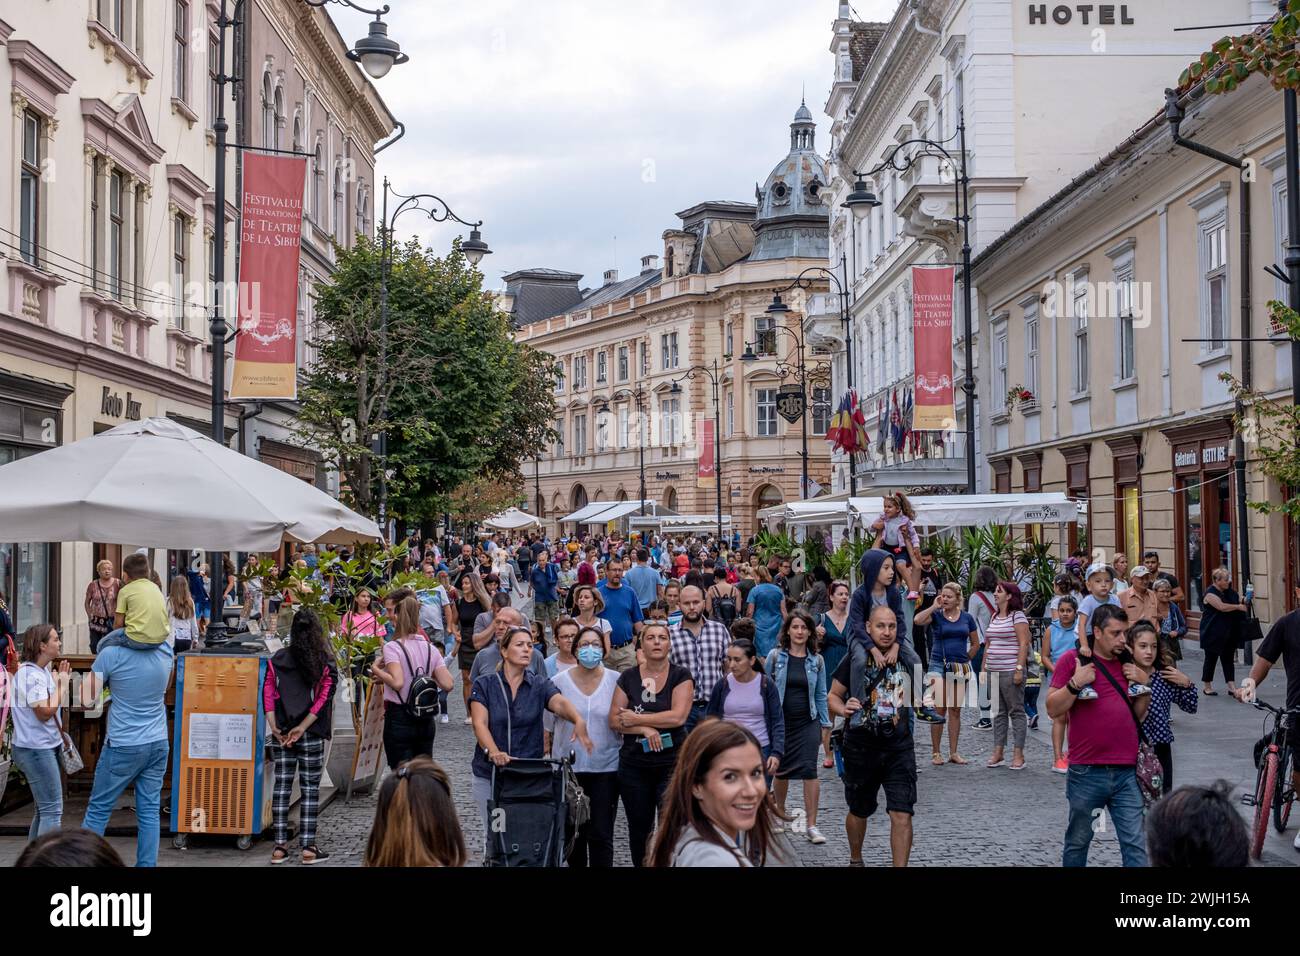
xmin=1251 ymin=750 xmax=1278 ymax=861
xmin=1274 ymin=743 xmax=1294 ymax=833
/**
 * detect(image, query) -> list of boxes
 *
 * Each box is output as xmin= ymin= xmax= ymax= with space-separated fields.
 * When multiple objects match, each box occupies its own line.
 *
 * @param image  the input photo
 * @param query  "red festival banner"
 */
xmin=231 ymin=153 xmax=308 ymax=400
xmin=697 ymin=416 xmax=715 ymax=489
xmin=911 ymin=266 xmax=955 ymax=431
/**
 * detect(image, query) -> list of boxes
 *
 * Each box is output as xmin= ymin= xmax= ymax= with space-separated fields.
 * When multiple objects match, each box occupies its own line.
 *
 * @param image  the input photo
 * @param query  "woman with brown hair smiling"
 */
xmin=648 ymin=718 xmax=786 ymax=867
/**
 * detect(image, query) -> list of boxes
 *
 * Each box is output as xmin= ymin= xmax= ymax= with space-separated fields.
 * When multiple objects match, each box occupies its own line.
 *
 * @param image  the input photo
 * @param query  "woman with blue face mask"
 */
xmin=549 ymin=624 xmax=622 ymax=867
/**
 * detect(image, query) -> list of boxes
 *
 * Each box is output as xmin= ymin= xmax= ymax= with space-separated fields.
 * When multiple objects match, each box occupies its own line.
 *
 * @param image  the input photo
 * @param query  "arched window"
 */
xmin=261 ymin=71 xmax=274 ymax=148
xmin=665 ymin=487 xmax=679 ymax=511
xmin=272 ymin=85 xmax=284 ymax=151
xmin=311 ymin=142 xmax=323 ymax=222
xmin=572 ymin=486 xmax=588 ymax=510
xmin=332 ymin=164 xmax=343 ymax=237
xmin=291 ymin=115 xmax=301 ymax=153
xmin=356 ymin=184 xmax=368 ymax=236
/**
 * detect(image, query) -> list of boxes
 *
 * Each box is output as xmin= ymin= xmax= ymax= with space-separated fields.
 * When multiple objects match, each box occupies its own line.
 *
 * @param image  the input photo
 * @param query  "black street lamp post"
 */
xmin=765 ymin=267 xmax=854 ymax=494
xmin=375 ymin=177 xmax=489 ymax=537
xmin=742 ymin=309 xmax=830 ymax=501
xmin=205 ymin=0 xmax=406 ymax=647
xmin=669 ymin=363 xmax=723 ymax=542
xmin=841 ymin=114 xmax=976 ymax=495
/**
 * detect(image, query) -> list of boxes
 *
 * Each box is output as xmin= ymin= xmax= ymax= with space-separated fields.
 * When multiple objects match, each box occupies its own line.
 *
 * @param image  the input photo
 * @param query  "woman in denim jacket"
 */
xmin=764 ymin=610 xmax=832 ymax=846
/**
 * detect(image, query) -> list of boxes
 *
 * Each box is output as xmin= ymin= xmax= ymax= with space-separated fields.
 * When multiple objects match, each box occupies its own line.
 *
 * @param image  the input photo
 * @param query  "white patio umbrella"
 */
xmin=0 ymin=417 xmax=381 ymax=552
xmin=483 ymin=507 xmax=541 ymax=531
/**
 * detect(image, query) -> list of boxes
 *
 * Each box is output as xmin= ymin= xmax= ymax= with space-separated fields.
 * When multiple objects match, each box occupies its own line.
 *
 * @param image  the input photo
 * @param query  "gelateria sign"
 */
xmin=1028 ymin=4 xmax=1135 ymax=25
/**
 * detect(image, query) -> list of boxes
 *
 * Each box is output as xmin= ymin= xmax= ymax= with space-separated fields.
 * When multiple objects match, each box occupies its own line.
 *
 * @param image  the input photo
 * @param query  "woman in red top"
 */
xmin=673 ymin=550 xmax=690 ymax=580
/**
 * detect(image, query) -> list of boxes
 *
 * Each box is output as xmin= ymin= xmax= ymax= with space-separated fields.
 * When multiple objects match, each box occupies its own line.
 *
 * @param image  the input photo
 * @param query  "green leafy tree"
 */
xmin=297 ymin=235 xmax=556 ymax=525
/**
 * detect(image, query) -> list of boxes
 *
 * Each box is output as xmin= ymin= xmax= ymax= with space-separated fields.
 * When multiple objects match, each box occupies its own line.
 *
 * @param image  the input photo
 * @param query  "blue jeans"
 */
xmin=97 ymin=627 xmax=165 ymax=652
xmin=11 ymin=745 xmax=63 ymax=840
xmin=83 ymin=739 xmax=170 ymax=867
xmin=1063 ymin=764 xmax=1148 ymax=867
xmin=683 ymin=700 xmax=709 ymax=735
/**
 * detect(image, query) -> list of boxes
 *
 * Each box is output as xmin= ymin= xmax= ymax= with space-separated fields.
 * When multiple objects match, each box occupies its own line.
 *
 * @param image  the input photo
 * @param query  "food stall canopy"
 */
xmin=483 ymin=508 xmax=541 ymax=531
xmin=0 ymin=417 xmax=381 ymax=551
xmin=559 ymin=500 xmax=661 ymax=525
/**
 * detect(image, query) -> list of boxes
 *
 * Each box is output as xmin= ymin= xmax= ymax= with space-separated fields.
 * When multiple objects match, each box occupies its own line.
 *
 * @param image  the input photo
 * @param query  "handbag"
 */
xmin=1239 ymin=611 xmax=1264 ymax=651
xmin=88 ymin=582 xmax=114 ymax=639
xmin=53 ymin=706 xmax=84 ymax=775
xmin=1092 ymin=659 xmax=1163 ymax=806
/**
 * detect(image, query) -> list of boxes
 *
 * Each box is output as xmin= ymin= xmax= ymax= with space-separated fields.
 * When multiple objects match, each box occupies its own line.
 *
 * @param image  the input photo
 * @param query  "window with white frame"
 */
xmin=554 ymin=418 xmax=565 ymax=457
xmin=172 ymin=213 xmax=188 ymax=329
xmin=660 ymin=397 xmax=681 ymax=445
xmin=1273 ymin=166 xmax=1290 ymax=306
xmin=1111 ymin=253 xmax=1137 ymax=382
xmin=595 ymin=409 xmax=610 ymax=451
xmin=756 ymin=388 xmax=777 ymax=437
xmin=99 ymin=0 xmax=139 ymax=51
xmin=173 ymin=2 xmax=189 ymax=103
xmin=596 ymin=350 xmax=607 ymax=383
xmin=108 ymin=170 xmax=124 ymax=300
xmin=1201 ymin=216 xmax=1229 ymax=351
xmin=356 ymin=184 xmax=368 ymax=236
xmin=619 ymin=406 xmax=629 ymax=448
xmin=574 ymin=413 xmax=587 ymax=456
xmin=1071 ymin=275 xmax=1089 ymax=394
xmin=993 ymin=320 xmax=1009 ymax=411
xmin=554 ymin=360 xmax=566 ymax=394
xmin=812 ymin=387 xmax=832 ymax=435
xmin=754 ymin=316 xmax=775 ymax=356
xmin=661 ymin=332 xmax=679 ymax=369
xmin=639 ymin=341 xmax=649 ymax=376
xmin=19 ymin=110 xmax=41 ymax=266
xmin=208 ymin=33 xmax=220 ymax=128
xmin=1024 ymin=303 xmax=1040 ymax=400
xmin=574 ymin=355 xmax=588 ymax=389
xmin=617 ymin=345 xmax=629 ymax=381
xmin=273 ymin=86 xmax=283 ymax=152
xmin=725 ymin=320 xmax=734 ymax=357
xmin=90 ymin=157 xmax=101 ymax=291
xmin=726 ymin=390 xmax=734 ymax=437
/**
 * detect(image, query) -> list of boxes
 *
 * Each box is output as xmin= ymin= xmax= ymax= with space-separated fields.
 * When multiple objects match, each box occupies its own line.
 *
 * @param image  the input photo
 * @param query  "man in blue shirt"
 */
xmin=529 ymin=549 xmax=561 ymax=649
xmin=598 ymin=559 xmax=643 ymax=674
xmin=81 ymin=642 xmax=174 ymax=867
xmin=624 ymin=548 xmax=663 ymax=613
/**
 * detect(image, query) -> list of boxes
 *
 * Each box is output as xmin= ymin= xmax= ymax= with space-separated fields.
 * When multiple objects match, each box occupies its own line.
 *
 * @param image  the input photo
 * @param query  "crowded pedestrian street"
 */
xmin=4 ymin=3 xmax=1300 ymax=937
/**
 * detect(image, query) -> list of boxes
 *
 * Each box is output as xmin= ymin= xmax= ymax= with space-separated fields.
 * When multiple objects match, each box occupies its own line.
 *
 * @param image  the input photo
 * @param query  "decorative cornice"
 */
xmin=85 ymin=20 xmax=153 ymax=91
xmin=8 ymin=39 xmax=75 ymax=116
xmin=81 ymin=96 xmax=165 ymax=181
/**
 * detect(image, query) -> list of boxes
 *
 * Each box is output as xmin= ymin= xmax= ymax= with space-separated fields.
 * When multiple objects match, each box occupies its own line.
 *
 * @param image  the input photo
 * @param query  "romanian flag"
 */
xmin=827 ymin=390 xmax=872 ymax=455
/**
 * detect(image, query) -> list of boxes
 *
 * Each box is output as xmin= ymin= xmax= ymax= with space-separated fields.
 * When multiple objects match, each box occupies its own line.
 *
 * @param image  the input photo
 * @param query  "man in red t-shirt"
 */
xmin=1047 ymin=604 xmax=1151 ymax=867
xmin=576 ymin=548 xmax=598 ymax=588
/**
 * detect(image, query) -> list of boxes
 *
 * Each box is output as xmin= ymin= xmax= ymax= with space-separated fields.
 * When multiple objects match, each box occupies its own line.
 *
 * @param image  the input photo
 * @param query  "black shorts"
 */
xmin=840 ymin=729 xmax=917 ymax=818
xmin=885 ymin=544 xmax=910 ymax=565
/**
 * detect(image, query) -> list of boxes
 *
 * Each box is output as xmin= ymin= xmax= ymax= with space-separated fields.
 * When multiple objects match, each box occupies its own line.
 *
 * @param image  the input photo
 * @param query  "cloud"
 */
xmin=327 ymin=0 xmax=902 ymax=288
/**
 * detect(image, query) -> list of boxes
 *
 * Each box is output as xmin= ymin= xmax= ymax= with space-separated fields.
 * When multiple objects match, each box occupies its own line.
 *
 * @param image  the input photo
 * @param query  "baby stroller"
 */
xmin=485 ymin=757 xmax=587 ymax=867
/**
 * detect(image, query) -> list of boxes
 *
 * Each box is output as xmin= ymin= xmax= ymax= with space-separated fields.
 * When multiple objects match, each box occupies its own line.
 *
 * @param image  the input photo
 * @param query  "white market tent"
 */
xmin=483 ymin=507 xmax=541 ymax=531
xmin=0 ymin=417 xmax=381 ymax=552
xmin=629 ymin=514 xmax=733 ymax=535
xmin=760 ymin=492 xmax=1080 ymax=537
xmin=848 ymin=493 xmax=1079 ymax=530
xmin=558 ymin=500 xmax=665 ymax=526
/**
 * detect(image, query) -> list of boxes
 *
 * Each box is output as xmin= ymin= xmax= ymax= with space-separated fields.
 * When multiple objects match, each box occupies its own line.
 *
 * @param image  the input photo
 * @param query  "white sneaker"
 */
xmin=463 ymin=717 xmax=472 ymax=725
xmin=1293 ymin=830 xmax=1300 ymax=851
xmin=441 ymin=713 xmax=450 ymax=724
xmin=806 ymin=825 xmax=827 ymax=845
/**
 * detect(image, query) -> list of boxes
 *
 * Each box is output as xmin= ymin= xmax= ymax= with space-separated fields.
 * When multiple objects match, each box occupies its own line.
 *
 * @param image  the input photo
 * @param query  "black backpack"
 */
xmin=710 ymin=586 xmax=738 ymax=628
xmin=396 ymin=639 xmax=441 ymax=720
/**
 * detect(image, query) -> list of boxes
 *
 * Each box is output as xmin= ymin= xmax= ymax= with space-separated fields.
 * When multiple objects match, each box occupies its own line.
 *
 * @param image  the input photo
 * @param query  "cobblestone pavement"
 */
xmin=2 ymin=646 xmax=1297 ymax=867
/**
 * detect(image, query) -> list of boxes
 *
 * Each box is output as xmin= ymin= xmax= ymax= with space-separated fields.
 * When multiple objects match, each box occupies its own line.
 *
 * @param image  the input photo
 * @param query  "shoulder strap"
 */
xmin=1091 ymin=657 xmax=1150 ymax=745
xmin=976 ymin=592 xmax=995 ymax=613
xmin=496 ymin=672 xmax=512 ymax=754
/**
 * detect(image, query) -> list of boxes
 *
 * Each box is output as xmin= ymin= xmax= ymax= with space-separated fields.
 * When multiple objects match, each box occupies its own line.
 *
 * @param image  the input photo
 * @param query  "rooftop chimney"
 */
xmin=640 ymin=254 xmax=660 ymax=273
xmin=603 ymin=269 xmax=619 ymax=286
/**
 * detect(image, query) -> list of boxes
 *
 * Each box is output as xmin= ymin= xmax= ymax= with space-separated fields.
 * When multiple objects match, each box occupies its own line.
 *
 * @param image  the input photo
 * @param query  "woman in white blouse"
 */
xmin=10 ymin=624 xmax=71 ymax=841
xmin=549 ymin=625 xmax=621 ymax=867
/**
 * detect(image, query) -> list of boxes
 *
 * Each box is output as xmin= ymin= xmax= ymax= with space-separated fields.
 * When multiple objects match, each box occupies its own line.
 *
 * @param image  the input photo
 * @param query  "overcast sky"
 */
xmin=328 ymin=0 xmax=901 ymax=292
